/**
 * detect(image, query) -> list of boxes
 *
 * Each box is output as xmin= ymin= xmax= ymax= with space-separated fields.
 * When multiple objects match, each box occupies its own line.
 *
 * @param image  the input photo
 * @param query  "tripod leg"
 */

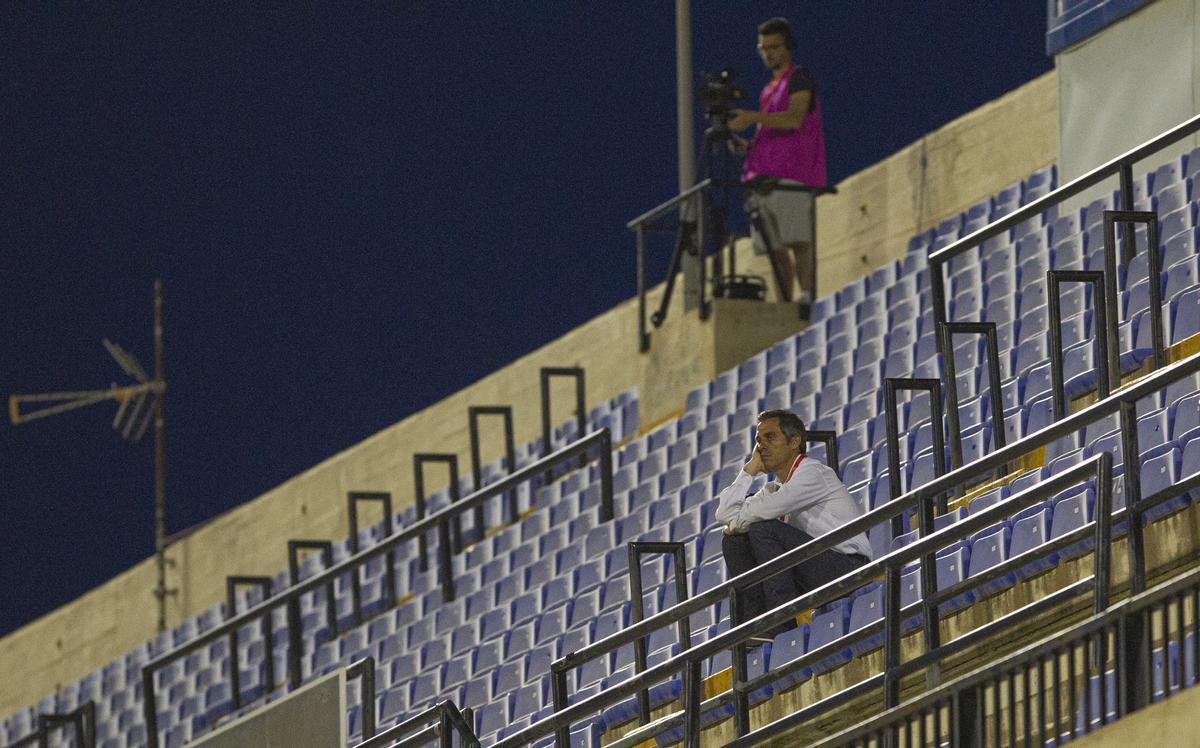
xmin=652 ymin=220 xmax=696 ymax=327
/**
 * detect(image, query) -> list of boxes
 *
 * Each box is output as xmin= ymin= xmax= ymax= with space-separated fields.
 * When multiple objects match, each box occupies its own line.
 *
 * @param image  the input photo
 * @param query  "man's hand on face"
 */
xmin=728 ymin=109 xmax=756 ymax=132
xmin=744 ymin=446 xmax=765 ymax=476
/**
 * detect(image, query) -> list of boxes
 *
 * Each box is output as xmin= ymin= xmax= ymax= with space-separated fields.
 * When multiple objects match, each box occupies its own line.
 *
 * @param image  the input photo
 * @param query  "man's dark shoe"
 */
xmin=797 ymin=301 xmax=811 ymax=321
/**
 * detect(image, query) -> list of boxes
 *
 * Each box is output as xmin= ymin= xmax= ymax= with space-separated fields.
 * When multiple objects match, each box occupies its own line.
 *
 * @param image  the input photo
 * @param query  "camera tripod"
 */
xmin=649 ymin=123 xmax=751 ymax=328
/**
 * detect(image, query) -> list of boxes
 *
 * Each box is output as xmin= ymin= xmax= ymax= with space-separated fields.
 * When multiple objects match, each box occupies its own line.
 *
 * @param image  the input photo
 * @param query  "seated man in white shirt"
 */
xmin=715 ymin=409 xmax=872 ymax=634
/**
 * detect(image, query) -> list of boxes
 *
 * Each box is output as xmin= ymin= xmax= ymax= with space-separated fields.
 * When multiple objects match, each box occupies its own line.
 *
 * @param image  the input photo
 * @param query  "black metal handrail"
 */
xmin=140 ymin=428 xmax=614 ymax=748
xmin=605 ymin=462 xmax=1132 ymax=747
xmin=491 ymin=350 xmax=1200 ymax=747
xmin=812 ymin=558 xmax=1200 ymax=747
xmin=559 ymin=454 xmax=1111 ymax=748
xmin=8 ymin=702 xmax=95 ymax=748
xmin=354 ymin=699 xmax=479 ymax=748
xmin=629 ymin=179 xmax=714 ymax=352
xmin=929 ymin=112 xmax=1200 ymax=369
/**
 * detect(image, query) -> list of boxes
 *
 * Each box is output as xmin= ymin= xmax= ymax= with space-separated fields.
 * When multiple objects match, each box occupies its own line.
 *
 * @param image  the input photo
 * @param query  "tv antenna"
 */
xmin=9 ymin=279 xmax=175 ymax=632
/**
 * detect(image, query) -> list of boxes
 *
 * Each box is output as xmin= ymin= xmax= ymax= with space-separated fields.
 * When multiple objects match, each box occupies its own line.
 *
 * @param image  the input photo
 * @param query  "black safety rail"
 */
xmin=348 ymin=491 xmax=399 ymax=626
xmin=8 ymin=702 xmax=95 ymax=748
xmin=413 ymin=453 xmax=463 ymax=559
xmin=541 ymin=367 xmax=587 ymax=477
xmin=940 ymin=321 xmax=1007 ymax=481
xmin=627 ymin=541 xmax=693 ymax=727
xmin=468 ymin=405 xmax=517 ymax=524
xmin=1047 ymin=270 xmax=1114 ymax=420
xmin=928 ymin=112 xmax=1200 ymax=374
xmin=140 ymin=428 xmax=615 ymax=748
xmin=813 ymin=559 xmax=1200 ymax=747
xmin=490 ymin=350 xmax=1200 ymax=748
xmin=346 ymin=657 xmax=377 ymax=744
xmin=225 ymin=575 xmax=275 ymax=704
xmin=580 ymin=455 xmax=1112 ymax=748
xmin=805 ymin=429 xmax=840 ymax=477
xmin=353 ymin=699 xmax=478 ymax=748
xmin=628 ymin=179 xmax=714 ymax=352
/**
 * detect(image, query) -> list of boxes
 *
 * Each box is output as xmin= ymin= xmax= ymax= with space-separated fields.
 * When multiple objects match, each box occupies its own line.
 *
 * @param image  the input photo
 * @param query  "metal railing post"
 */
xmin=1093 ymin=454 xmax=1115 ymax=615
xmin=436 ymin=514 xmax=456 ymax=603
xmin=728 ymin=587 xmax=752 ymax=737
xmin=414 ymin=453 xmax=462 ymax=560
xmin=938 ymin=321 xmax=1008 ymax=481
xmin=288 ymin=540 xmax=338 ymax=640
xmin=551 ymin=662 xmax=571 ymax=747
xmin=1119 ymin=163 xmax=1137 ymax=260
xmin=1048 ymin=270 xmax=1114 ymax=421
xmin=143 ymin=667 xmax=158 ymax=748
xmin=468 ymin=405 xmax=518 ymax=524
xmin=882 ymin=564 xmax=903 ymax=711
xmin=225 ymin=575 xmax=275 ymax=706
xmin=346 ymin=656 xmax=377 ymax=741
xmin=627 ymin=542 xmax=692 ymax=727
xmin=626 ymin=180 xmax=712 ymax=351
xmin=885 ymin=377 xmax=948 ymax=688
xmin=347 ymin=491 xmax=396 ymax=626
xmin=627 ymin=544 xmax=650 ymax=725
xmin=598 ymin=428 xmax=615 ymax=522
xmin=805 ymin=429 xmax=841 ymax=477
xmin=1119 ymin=399 xmax=1147 ymax=594
xmin=540 ymin=367 xmax=587 ymax=470
xmin=697 ymin=189 xmax=711 ymax=322
xmin=637 ymin=224 xmax=649 ymax=351
xmin=1104 ymin=211 xmax=1165 ymax=372
xmin=930 ymin=259 xmax=951 ymax=376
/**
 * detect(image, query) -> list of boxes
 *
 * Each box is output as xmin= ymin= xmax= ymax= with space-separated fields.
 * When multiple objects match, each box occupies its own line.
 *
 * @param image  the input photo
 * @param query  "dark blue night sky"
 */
xmin=0 ymin=3 xmax=1052 ymax=637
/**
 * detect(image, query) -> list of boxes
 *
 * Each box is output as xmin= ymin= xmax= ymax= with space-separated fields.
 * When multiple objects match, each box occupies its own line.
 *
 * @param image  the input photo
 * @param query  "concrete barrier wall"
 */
xmin=0 ymin=72 xmax=1058 ymax=719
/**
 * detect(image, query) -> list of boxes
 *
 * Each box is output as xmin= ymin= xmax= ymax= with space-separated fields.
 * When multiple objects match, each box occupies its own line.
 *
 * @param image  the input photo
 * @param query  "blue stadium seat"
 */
xmin=1170 ymin=285 xmax=1200 ymax=344
xmin=1142 ymin=446 xmax=1185 ymax=520
xmin=1009 ymin=502 xmax=1056 ymax=579
xmin=1174 ymin=390 xmax=1200 ymax=445
xmin=847 ymin=582 xmax=884 ymax=655
xmin=967 ymin=525 xmax=1013 ymax=597
xmin=477 ymin=697 xmax=509 ymax=738
xmin=1050 ymin=487 xmax=1094 ymax=560
xmin=806 ymin=600 xmax=852 ymax=675
xmin=1165 ymin=256 xmax=1199 ymax=301
xmin=762 ymin=625 xmax=811 ymax=694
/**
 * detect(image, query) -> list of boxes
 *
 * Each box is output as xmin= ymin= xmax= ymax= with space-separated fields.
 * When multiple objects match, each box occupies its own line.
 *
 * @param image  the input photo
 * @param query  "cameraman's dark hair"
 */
xmin=757 ymin=409 xmax=806 ymax=450
xmin=758 ymin=17 xmax=796 ymax=51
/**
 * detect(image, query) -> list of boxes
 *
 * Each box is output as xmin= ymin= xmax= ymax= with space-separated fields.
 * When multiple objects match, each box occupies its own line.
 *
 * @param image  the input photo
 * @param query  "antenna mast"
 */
xmin=9 ymin=280 xmax=174 ymax=631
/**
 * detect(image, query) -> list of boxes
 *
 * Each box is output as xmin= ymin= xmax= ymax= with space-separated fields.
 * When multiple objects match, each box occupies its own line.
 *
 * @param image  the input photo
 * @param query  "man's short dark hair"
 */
xmin=757 ymin=409 xmax=806 ymax=448
xmin=757 ymin=17 xmax=796 ymax=50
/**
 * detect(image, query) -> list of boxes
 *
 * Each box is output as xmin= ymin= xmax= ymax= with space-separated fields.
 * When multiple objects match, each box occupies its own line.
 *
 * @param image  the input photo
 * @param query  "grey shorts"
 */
xmin=746 ymin=180 xmax=815 ymax=256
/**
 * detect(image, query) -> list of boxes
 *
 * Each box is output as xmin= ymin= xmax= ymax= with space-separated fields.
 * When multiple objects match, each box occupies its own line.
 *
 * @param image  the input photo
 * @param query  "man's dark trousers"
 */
xmin=722 ymin=519 xmax=867 ymax=632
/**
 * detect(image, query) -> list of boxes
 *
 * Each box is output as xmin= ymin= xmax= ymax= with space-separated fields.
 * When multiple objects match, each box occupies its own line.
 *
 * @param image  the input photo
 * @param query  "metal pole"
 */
xmin=676 ymin=0 xmax=699 ymax=313
xmin=153 ymin=279 xmax=169 ymax=633
xmin=676 ymin=0 xmax=694 ymax=195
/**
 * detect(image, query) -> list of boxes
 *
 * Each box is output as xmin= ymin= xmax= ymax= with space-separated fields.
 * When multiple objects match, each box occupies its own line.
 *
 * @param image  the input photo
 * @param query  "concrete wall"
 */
xmin=1057 ymin=0 xmax=1200 ymax=193
xmin=0 ymin=71 xmax=1060 ymax=720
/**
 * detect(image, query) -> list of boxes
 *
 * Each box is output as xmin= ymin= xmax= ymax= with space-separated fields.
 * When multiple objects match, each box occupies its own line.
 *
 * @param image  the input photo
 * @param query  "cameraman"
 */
xmin=728 ymin=17 xmax=826 ymax=320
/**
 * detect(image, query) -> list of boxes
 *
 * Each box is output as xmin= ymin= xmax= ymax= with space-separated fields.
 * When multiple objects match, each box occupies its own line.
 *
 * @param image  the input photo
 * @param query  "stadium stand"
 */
xmin=6 ymin=70 xmax=1200 ymax=748
xmin=7 ymin=120 xmax=1200 ymax=747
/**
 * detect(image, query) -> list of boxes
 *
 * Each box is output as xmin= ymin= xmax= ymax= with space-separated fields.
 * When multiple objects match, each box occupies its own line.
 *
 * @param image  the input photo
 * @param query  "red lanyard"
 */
xmin=784 ymin=453 xmax=805 ymax=482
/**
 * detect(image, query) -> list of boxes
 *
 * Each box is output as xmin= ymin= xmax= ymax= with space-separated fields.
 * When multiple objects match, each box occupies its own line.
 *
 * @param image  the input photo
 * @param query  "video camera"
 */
xmin=697 ymin=68 xmax=745 ymax=136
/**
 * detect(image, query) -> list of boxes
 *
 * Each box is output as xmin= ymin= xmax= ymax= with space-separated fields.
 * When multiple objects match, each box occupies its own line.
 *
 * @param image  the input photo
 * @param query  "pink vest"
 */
xmin=742 ymin=65 xmax=826 ymax=187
